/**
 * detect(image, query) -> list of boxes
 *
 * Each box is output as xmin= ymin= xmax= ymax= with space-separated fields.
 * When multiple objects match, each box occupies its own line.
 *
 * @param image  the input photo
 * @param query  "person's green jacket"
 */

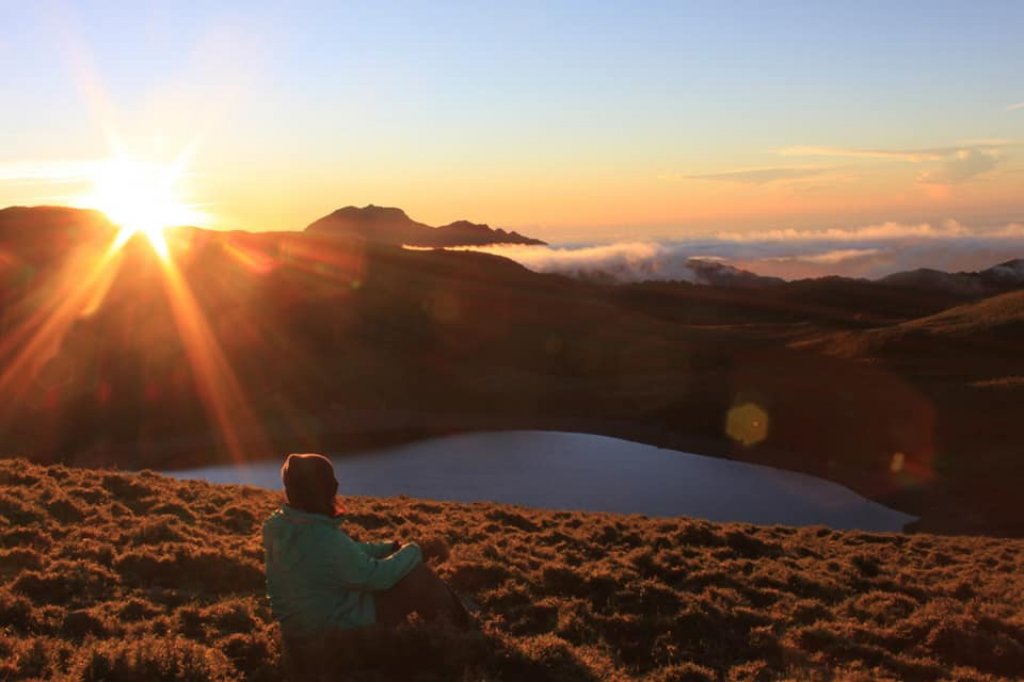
xmin=262 ymin=505 xmax=422 ymax=637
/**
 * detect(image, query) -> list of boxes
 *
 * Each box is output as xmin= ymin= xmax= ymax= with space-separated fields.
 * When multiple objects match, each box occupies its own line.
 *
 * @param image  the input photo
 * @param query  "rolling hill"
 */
xmin=1 ymin=206 xmax=1022 ymax=536
xmin=794 ymin=290 xmax=1024 ymax=376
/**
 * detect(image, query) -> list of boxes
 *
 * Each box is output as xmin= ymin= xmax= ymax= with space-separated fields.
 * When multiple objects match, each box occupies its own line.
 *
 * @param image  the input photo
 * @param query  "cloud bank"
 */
xmin=469 ymin=242 xmax=708 ymax=283
xmin=471 ymin=221 xmax=1024 ymax=283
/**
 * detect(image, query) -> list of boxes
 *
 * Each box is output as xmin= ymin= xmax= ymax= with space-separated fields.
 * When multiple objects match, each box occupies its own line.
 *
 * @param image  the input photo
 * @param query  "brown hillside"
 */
xmin=791 ymin=291 xmax=1024 ymax=392
xmin=1 ymin=460 xmax=1022 ymax=681
xmin=2 ymin=206 xmax=1023 ymax=536
xmin=790 ymin=292 xmax=1024 ymax=536
xmin=899 ymin=290 xmax=1024 ymax=337
xmin=796 ymin=290 xmax=1024 ymax=362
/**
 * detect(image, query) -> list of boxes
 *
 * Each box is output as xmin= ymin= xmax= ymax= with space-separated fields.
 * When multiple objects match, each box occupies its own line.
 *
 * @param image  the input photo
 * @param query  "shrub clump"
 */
xmin=115 ymin=545 xmax=263 ymax=593
xmin=68 ymin=635 xmax=236 ymax=682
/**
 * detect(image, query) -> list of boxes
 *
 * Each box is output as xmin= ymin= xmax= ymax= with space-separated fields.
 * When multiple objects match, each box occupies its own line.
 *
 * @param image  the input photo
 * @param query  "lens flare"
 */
xmin=80 ymin=156 xmax=207 ymax=259
xmin=155 ymin=254 xmax=271 ymax=464
xmin=726 ymin=402 xmax=770 ymax=447
xmin=0 ymin=239 xmax=124 ymax=413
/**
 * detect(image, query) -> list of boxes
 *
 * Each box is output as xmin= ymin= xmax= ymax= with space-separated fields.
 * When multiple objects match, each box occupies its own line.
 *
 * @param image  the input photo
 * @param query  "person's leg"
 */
xmin=374 ymin=563 xmax=470 ymax=629
xmin=285 ymin=627 xmax=382 ymax=680
xmin=282 ymin=632 xmax=336 ymax=682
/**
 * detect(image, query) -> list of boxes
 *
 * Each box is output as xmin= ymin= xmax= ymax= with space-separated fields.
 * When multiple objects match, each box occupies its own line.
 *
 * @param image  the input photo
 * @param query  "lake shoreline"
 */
xmin=63 ymin=408 xmax=990 ymax=535
xmin=167 ymin=430 xmax=918 ymax=533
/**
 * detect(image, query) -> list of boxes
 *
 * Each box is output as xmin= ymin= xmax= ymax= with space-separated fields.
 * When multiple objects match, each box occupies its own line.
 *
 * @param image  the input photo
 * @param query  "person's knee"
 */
xmin=402 ymin=562 xmax=435 ymax=589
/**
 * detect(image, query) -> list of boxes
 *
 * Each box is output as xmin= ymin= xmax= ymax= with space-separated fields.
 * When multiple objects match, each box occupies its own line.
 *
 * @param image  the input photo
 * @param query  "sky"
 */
xmin=1 ymin=1 xmax=1022 ymax=246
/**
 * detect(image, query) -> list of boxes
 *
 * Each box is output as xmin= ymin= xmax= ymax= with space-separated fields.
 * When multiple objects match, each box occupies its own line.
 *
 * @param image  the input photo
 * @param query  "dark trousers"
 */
xmin=282 ymin=565 xmax=471 ymax=681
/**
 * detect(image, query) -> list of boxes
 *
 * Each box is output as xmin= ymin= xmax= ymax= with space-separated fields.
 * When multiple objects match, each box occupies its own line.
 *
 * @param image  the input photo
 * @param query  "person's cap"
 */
xmin=280 ymin=453 xmax=340 ymax=515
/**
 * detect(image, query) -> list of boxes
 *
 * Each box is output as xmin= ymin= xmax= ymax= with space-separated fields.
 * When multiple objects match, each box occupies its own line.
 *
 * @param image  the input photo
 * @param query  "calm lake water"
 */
xmin=167 ymin=430 xmax=915 ymax=532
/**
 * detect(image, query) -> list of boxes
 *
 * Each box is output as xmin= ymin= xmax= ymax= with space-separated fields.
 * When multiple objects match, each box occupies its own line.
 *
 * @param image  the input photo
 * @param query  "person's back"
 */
xmin=262 ymin=504 xmax=422 ymax=638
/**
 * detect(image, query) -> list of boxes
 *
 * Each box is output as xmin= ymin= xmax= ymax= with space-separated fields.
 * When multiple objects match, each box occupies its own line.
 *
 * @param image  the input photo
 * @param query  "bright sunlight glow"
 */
xmin=80 ymin=156 xmax=207 ymax=259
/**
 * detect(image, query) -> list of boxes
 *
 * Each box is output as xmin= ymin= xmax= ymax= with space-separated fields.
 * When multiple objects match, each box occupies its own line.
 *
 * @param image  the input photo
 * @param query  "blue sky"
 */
xmin=1 ymin=1 xmax=1022 ymax=238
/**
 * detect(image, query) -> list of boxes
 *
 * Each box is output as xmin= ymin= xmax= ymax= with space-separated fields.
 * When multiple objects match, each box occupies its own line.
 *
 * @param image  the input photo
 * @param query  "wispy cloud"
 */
xmin=1007 ymin=102 xmax=1024 ymax=111
xmin=763 ymin=248 xmax=883 ymax=265
xmin=681 ymin=167 xmax=829 ymax=185
xmin=915 ymin=148 xmax=1000 ymax=184
xmin=715 ymin=220 xmax=972 ymax=242
xmin=779 ymin=143 xmax=1005 ymax=163
xmin=0 ymin=159 xmax=98 ymax=184
xmin=780 ymin=142 xmax=1012 ymax=184
xmin=671 ymin=141 xmax=1015 ymax=190
xmin=780 ymin=145 xmax=938 ymax=161
xmin=990 ymin=222 xmax=1024 ymax=237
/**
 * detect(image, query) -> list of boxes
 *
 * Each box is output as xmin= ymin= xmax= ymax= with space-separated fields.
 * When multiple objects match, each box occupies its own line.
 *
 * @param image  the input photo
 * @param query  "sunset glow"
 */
xmin=80 ymin=156 xmax=207 ymax=259
xmin=0 ymin=4 xmax=1018 ymax=240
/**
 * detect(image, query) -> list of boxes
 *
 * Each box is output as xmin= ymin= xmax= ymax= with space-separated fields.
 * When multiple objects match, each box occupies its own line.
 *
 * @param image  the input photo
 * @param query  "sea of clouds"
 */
xmin=467 ymin=220 xmax=1024 ymax=283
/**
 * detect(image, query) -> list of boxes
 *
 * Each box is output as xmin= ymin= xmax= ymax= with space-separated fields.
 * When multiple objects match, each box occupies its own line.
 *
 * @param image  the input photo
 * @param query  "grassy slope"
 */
xmin=0 ymin=459 xmax=1022 ymax=681
xmin=794 ymin=290 xmax=1024 ymax=370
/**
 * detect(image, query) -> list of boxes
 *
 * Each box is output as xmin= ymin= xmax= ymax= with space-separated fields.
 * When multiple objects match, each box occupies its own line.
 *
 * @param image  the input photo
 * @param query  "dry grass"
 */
xmin=0 ymin=458 xmax=1022 ymax=681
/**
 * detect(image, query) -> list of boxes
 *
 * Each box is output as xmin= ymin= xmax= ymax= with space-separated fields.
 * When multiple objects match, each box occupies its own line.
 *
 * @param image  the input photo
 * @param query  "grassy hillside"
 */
xmin=789 ymin=291 xmax=1024 ymax=535
xmin=1 ymin=460 xmax=1022 ymax=681
xmin=794 ymin=290 xmax=1024 ymax=374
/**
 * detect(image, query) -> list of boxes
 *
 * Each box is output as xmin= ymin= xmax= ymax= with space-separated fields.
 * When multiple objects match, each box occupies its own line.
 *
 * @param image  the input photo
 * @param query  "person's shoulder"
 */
xmin=261 ymin=507 xmax=289 ymax=536
xmin=263 ymin=506 xmax=285 ymax=522
xmin=309 ymin=517 xmax=352 ymax=540
xmin=262 ymin=506 xmax=349 ymax=539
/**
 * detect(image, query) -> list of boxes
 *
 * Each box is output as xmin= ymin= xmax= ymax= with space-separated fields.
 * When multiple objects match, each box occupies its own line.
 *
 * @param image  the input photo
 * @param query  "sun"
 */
xmin=81 ymin=156 xmax=207 ymax=258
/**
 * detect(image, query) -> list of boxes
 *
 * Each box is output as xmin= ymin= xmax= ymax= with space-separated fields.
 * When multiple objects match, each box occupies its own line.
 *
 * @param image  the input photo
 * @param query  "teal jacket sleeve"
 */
xmin=323 ymin=529 xmax=422 ymax=591
xmin=358 ymin=540 xmax=397 ymax=559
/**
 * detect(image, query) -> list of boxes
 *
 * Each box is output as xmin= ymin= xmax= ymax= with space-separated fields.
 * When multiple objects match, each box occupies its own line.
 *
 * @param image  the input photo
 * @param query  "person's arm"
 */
xmin=357 ymin=540 xmax=399 ymax=559
xmin=323 ymin=529 xmax=421 ymax=591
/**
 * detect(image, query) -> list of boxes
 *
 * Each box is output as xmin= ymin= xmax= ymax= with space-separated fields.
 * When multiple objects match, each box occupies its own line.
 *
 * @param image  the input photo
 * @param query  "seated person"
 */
xmin=262 ymin=453 xmax=469 ymax=669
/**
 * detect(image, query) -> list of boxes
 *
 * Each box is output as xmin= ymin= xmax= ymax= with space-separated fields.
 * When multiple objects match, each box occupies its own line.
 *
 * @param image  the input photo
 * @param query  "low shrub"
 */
xmin=68 ymin=635 xmax=236 ymax=682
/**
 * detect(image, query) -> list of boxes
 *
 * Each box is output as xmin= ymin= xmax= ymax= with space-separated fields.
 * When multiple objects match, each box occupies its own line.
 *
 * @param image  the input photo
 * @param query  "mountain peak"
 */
xmin=305 ymin=206 xmax=545 ymax=247
xmin=330 ymin=204 xmax=411 ymax=220
xmin=441 ymin=219 xmax=484 ymax=231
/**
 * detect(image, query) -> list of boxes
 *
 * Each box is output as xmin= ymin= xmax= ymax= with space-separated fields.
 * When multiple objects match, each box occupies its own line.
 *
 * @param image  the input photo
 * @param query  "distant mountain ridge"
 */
xmin=0 ymin=205 xmax=113 ymax=244
xmin=980 ymin=258 xmax=1024 ymax=283
xmin=675 ymin=258 xmax=1024 ymax=293
xmin=685 ymin=258 xmax=786 ymax=288
xmin=876 ymin=259 xmax=1024 ymax=297
xmin=305 ymin=204 xmax=546 ymax=247
xmin=668 ymin=257 xmax=1024 ymax=294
